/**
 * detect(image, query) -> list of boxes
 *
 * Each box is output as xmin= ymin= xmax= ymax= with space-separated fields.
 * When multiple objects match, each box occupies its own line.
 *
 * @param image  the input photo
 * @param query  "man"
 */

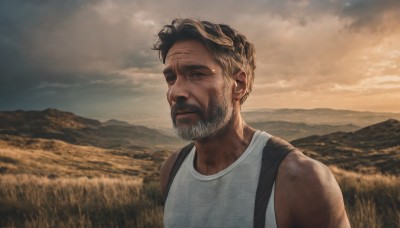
xmin=153 ymin=18 xmax=350 ymax=228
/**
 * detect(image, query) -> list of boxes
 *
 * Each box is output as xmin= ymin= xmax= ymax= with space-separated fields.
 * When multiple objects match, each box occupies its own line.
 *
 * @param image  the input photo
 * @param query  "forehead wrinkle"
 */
xmin=165 ymin=41 xmax=219 ymax=74
xmin=167 ymin=47 xmax=192 ymax=58
xmin=166 ymin=45 xmax=200 ymax=60
xmin=166 ymin=52 xmax=216 ymax=71
xmin=181 ymin=64 xmax=214 ymax=74
xmin=166 ymin=51 xmax=201 ymax=65
xmin=163 ymin=61 xmax=218 ymax=78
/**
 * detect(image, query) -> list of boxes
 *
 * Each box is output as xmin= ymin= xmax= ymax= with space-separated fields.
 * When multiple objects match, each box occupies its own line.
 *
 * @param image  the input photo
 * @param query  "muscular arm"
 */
xmin=275 ymin=151 xmax=350 ymax=228
xmin=160 ymin=150 xmax=180 ymax=199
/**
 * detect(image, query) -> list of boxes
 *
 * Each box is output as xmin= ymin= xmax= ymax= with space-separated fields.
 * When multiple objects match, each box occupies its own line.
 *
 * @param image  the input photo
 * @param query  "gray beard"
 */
xmin=173 ymin=96 xmax=232 ymax=141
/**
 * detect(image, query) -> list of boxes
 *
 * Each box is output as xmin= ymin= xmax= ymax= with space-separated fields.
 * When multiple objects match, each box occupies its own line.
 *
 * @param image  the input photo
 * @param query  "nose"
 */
xmin=167 ymin=76 xmax=190 ymax=106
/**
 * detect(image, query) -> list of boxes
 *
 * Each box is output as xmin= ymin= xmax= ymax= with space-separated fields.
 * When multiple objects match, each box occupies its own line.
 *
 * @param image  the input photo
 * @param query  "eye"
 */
xmin=190 ymin=71 xmax=206 ymax=78
xmin=165 ymin=74 xmax=176 ymax=85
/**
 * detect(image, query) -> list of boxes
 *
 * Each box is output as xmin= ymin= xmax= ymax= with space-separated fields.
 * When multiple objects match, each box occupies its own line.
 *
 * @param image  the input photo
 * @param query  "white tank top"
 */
xmin=164 ymin=131 xmax=277 ymax=228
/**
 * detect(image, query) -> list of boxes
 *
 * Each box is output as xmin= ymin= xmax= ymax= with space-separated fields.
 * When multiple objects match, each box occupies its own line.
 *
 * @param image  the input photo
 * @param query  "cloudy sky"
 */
xmin=1 ymin=0 xmax=399 ymax=127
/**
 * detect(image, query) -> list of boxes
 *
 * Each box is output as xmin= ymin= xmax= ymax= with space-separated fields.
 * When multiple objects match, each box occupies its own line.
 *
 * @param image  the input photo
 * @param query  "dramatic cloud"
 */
xmin=1 ymin=0 xmax=399 ymax=127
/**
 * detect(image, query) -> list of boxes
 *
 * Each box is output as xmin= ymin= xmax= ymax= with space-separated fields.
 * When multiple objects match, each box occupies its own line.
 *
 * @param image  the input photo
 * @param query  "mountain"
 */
xmin=0 ymin=109 xmax=181 ymax=178
xmin=0 ymin=108 xmax=101 ymax=130
xmin=0 ymin=109 xmax=182 ymax=149
xmin=103 ymin=119 xmax=132 ymax=127
xmin=1 ymin=109 xmax=398 ymax=176
xmin=243 ymin=108 xmax=400 ymax=127
xmin=248 ymin=121 xmax=359 ymax=141
xmin=291 ymin=119 xmax=400 ymax=175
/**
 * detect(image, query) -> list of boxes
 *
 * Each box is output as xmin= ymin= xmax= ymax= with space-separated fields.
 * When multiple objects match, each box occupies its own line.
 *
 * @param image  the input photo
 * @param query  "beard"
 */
xmin=171 ymin=90 xmax=233 ymax=141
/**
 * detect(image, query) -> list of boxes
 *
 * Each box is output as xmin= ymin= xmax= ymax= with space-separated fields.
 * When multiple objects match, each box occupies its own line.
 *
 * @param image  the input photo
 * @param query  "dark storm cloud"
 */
xmin=1 ymin=0 xmax=399 ymax=118
xmin=340 ymin=0 xmax=400 ymax=31
xmin=0 ymin=0 xmax=161 ymax=111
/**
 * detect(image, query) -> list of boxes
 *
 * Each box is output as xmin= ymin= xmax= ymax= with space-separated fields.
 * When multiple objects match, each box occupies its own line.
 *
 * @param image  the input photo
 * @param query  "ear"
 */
xmin=232 ymin=71 xmax=247 ymax=102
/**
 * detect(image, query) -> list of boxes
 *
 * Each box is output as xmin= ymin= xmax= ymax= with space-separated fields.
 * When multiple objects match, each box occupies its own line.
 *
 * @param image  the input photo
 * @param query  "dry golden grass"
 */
xmin=0 ymin=168 xmax=399 ymax=227
xmin=0 ymin=174 xmax=163 ymax=228
xmin=331 ymin=166 xmax=400 ymax=228
xmin=0 ymin=135 xmax=165 ymax=227
xmin=0 ymin=136 xmax=161 ymax=178
xmin=1 ymin=136 xmax=399 ymax=227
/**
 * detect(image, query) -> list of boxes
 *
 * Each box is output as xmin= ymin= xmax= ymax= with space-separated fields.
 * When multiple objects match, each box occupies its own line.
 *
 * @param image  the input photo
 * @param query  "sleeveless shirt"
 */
xmin=164 ymin=131 xmax=277 ymax=228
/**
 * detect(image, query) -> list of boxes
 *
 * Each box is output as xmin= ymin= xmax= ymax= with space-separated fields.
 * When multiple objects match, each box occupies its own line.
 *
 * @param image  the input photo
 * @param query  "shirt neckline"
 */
xmin=189 ymin=130 xmax=263 ymax=181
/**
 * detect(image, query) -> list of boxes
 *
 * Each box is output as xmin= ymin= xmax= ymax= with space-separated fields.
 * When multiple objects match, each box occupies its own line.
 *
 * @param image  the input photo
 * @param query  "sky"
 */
xmin=1 ymin=0 xmax=399 ymax=128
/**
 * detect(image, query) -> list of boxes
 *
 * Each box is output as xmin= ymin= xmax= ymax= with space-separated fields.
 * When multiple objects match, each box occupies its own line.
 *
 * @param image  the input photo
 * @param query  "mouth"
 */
xmin=175 ymin=111 xmax=198 ymax=117
xmin=171 ymin=103 xmax=203 ymax=122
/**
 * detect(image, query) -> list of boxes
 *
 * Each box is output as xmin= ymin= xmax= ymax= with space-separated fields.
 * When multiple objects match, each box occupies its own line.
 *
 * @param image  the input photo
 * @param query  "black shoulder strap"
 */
xmin=163 ymin=142 xmax=195 ymax=204
xmin=163 ymin=136 xmax=297 ymax=228
xmin=253 ymin=136 xmax=297 ymax=228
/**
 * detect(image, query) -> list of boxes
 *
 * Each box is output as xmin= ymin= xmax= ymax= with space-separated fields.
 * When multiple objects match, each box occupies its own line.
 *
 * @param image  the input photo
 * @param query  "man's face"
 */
xmin=163 ymin=40 xmax=233 ymax=140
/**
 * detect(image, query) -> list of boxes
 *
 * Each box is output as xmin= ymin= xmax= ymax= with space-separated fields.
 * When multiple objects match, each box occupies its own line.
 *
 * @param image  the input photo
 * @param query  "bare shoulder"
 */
xmin=275 ymin=150 xmax=350 ymax=228
xmin=160 ymin=149 xmax=181 ymax=198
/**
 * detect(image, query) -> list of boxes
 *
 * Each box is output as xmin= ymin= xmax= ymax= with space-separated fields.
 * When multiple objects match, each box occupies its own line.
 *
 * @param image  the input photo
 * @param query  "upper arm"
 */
xmin=276 ymin=152 xmax=350 ymax=228
xmin=160 ymin=150 xmax=180 ymax=199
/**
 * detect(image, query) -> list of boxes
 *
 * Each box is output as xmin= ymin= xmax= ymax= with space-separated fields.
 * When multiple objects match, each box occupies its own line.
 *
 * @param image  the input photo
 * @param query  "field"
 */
xmin=332 ymin=167 xmax=400 ymax=227
xmin=0 ymin=110 xmax=399 ymax=227
xmin=0 ymin=166 xmax=399 ymax=227
xmin=0 ymin=175 xmax=162 ymax=228
xmin=0 ymin=136 xmax=165 ymax=227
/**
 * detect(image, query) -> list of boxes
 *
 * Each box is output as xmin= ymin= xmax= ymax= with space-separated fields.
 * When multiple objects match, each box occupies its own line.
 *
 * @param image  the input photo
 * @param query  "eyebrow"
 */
xmin=163 ymin=64 xmax=212 ymax=75
xmin=162 ymin=67 xmax=173 ymax=76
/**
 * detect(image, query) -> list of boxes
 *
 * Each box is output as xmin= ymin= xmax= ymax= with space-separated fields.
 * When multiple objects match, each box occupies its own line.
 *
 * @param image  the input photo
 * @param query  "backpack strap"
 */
xmin=253 ymin=136 xmax=297 ymax=228
xmin=163 ymin=142 xmax=195 ymax=205
xmin=163 ymin=136 xmax=297 ymax=228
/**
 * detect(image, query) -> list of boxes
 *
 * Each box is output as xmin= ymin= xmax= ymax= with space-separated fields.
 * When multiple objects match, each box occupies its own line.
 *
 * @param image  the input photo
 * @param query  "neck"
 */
xmin=193 ymin=109 xmax=256 ymax=175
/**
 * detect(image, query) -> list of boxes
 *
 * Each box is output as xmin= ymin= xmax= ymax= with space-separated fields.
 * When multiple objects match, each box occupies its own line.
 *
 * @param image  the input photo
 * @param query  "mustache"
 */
xmin=171 ymin=101 xmax=203 ymax=118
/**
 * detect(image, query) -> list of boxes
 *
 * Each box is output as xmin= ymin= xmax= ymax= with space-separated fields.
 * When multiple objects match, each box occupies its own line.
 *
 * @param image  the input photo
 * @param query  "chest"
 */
xmin=164 ymin=149 xmax=266 ymax=228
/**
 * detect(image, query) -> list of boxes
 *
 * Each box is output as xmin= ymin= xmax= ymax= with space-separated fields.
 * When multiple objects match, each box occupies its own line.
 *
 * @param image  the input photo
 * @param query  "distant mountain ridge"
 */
xmin=0 ymin=109 xmax=182 ymax=149
xmin=243 ymin=108 xmax=400 ymax=127
xmin=248 ymin=120 xmax=360 ymax=141
xmin=0 ymin=108 xmax=101 ymax=130
xmin=103 ymin=119 xmax=132 ymax=126
xmin=0 ymin=108 xmax=398 ymax=177
xmin=292 ymin=119 xmax=400 ymax=175
xmin=292 ymin=119 xmax=400 ymax=149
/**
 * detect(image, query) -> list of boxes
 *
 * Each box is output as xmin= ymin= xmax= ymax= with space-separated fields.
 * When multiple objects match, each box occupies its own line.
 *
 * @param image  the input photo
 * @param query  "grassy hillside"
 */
xmin=248 ymin=120 xmax=359 ymax=141
xmin=0 ymin=175 xmax=162 ymax=227
xmin=0 ymin=110 xmax=399 ymax=227
xmin=0 ymin=130 xmax=168 ymax=227
xmin=0 ymin=167 xmax=398 ymax=227
xmin=332 ymin=167 xmax=400 ymax=227
xmin=0 ymin=109 xmax=183 ymax=149
xmin=292 ymin=119 xmax=400 ymax=175
xmin=0 ymin=135 xmax=167 ymax=180
xmin=243 ymin=108 xmax=400 ymax=127
xmin=1 ymin=135 xmax=398 ymax=227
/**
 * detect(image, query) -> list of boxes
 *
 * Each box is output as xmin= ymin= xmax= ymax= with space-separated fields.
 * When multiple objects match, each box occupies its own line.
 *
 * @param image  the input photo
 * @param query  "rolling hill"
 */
xmin=243 ymin=108 xmax=400 ymax=127
xmin=1 ymin=109 xmax=398 ymax=177
xmin=0 ymin=109 xmax=182 ymax=178
xmin=291 ymin=119 xmax=400 ymax=175
xmin=0 ymin=109 xmax=183 ymax=149
xmin=0 ymin=109 xmax=398 ymax=228
xmin=248 ymin=120 xmax=359 ymax=141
